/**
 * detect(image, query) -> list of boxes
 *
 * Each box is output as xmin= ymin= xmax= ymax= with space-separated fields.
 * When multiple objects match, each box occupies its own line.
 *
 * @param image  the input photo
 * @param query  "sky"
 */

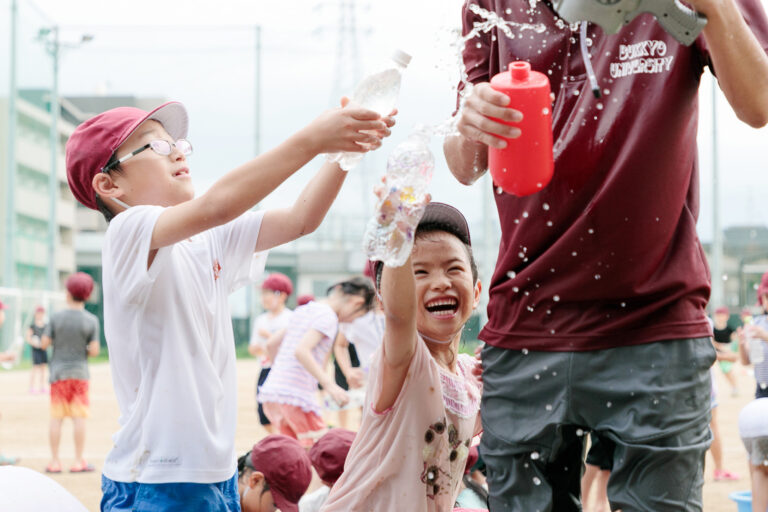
xmin=3 ymin=0 xmax=768 ymax=247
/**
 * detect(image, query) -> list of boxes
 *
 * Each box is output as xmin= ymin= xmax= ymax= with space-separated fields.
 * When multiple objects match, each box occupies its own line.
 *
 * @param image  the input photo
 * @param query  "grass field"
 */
xmin=0 ymin=356 xmax=758 ymax=511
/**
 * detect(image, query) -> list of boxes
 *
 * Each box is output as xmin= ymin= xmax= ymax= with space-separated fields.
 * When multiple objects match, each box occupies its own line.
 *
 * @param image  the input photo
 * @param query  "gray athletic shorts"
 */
xmin=742 ymin=437 xmax=768 ymax=467
xmin=480 ymin=337 xmax=716 ymax=512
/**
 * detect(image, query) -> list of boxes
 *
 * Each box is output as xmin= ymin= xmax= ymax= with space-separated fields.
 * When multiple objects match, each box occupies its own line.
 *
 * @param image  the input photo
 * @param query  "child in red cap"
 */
xmin=65 ymin=99 xmax=395 ymax=510
xmin=249 ymin=273 xmax=295 ymax=433
xmin=237 ymin=434 xmax=312 ymax=512
xmin=40 ymin=272 xmax=100 ymax=474
xmin=300 ymin=428 xmax=356 ymax=511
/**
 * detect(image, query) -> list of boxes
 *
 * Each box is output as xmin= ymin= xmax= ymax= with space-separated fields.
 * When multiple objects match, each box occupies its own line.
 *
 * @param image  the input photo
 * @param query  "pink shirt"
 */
xmin=322 ymin=339 xmax=482 ymax=512
xmin=258 ymin=302 xmax=338 ymax=415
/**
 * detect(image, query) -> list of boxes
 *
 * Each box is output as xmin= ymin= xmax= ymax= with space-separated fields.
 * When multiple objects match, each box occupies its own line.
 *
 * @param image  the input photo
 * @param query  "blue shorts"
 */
xmin=101 ymin=473 xmax=240 ymax=512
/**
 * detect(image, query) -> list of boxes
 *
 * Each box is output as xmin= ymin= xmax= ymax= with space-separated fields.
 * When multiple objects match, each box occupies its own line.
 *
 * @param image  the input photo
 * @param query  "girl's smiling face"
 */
xmin=412 ymin=231 xmax=480 ymax=342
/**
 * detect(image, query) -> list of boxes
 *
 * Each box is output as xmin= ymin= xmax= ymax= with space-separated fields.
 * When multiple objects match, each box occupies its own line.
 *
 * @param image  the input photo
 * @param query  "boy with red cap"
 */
xmin=249 ymin=272 xmax=294 ymax=433
xmin=237 ymin=434 xmax=312 ymax=512
xmin=65 ymin=98 xmax=395 ymax=510
xmin=40 ymin=272 xmax=100 ymax=474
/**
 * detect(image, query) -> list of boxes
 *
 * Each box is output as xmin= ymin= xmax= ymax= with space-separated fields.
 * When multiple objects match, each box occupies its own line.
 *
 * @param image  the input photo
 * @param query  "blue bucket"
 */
xmin=729 ymin=490 xmax=752 ymax=512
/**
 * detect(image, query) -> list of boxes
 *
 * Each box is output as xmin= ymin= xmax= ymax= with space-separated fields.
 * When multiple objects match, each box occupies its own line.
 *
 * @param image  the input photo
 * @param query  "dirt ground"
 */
xmin=0 ymin=358 xmax=758 ymax=511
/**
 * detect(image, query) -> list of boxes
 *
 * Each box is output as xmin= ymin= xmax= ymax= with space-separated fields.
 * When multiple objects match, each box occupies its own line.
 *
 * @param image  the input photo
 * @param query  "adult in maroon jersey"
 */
xmin=444 ymin=0 xmax=768 ymax=509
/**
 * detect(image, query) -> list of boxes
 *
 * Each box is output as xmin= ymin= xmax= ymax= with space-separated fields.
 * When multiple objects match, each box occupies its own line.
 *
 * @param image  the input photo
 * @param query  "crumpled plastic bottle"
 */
xmin=328 ymin=49 xmax=411 ymax=172
xmin=363 ymin=131 xmax=434 ymax=267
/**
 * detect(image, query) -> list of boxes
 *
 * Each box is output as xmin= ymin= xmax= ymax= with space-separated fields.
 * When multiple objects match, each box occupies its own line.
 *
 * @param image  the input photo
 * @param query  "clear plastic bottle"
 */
xmin=328 ymin=49 xmax=412 ymax=172
xmin=363 ymin=130 xmax=434 ymax=267
xmin=749 ymin=336 xmax=765 ymax=364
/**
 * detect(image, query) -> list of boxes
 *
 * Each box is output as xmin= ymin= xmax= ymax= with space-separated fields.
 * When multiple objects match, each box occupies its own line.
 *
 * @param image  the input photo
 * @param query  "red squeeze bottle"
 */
xmin=488 ymin=61 xmax=554 ymax=196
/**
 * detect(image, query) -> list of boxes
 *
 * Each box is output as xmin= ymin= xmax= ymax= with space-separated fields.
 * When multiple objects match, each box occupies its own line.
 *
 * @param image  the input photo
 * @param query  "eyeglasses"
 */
xmin=102 ymin=139 xmax=193 ymax=173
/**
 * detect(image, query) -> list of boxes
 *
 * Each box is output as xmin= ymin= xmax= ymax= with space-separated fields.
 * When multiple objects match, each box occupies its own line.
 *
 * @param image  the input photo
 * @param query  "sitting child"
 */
xmin=237 ymin=434 xmax=312 ymax=512
xmin=300 ymin=428 xmax=356 ymax=511
xmin=322 ymin=203 xmax=483 ymax=511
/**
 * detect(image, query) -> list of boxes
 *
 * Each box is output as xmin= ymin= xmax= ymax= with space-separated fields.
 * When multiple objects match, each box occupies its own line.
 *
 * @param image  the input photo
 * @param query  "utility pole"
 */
xmin=47 ymin=26 xmax=60 ymax=291
xmin=5 ymin=0 xmax=18 ymax=288
xmin=711 ymin=75 xmax=723 ymax=310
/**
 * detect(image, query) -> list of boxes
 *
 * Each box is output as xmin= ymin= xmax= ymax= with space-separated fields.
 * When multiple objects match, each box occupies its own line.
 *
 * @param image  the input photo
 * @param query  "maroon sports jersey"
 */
xmin=461 ymin=0 xmax=768 ymax=351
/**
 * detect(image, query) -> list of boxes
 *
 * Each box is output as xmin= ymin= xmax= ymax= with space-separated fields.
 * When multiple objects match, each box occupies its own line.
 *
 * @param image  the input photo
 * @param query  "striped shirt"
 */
xmin=258 ymin=301 xmax=338 ymax=414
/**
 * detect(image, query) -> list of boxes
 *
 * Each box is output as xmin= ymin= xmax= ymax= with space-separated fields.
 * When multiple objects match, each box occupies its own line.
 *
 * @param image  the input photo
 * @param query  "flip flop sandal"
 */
xmin=69 ymin=463 xmax=95 ymax=473
xmin=44 ymin=462 xmax=61 ymax=473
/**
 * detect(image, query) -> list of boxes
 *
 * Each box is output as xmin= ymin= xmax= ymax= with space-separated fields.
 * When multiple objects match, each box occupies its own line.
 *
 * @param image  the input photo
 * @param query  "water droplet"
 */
xmin=588 ymin=228 xmax=594 ymax=234
xmin=655 ymin=217 xmax=660 ymax=222
xmin=505 ymin=7 xmax=513 ymax=13
xmin=653 ymin=399 xmax=660 ymax=405
xmin=524 ymin=462 xmax=530 ymax=468
xmin=546 ymin=221 xmax=553 ymax=227
xmin=606 ymin=401 xmax=612 ymax=408
xmin=553 ymin=295 xmax=560 ymax=302
xmin=534 ymin=374 xmax=540 ymax=380
xmin=491 ymin=35 xmax=497 ymax=41
xmin=585 ymin=37 xmax=593 ymax=47
xmin=513 ymin=286 xmax=520 ymax=293
xmin=556 ymin=18 xmax=566 ymax=29
xmin=620 ymin=302 xmax=626 ymax=307
xmin=722 ymin=274 xmax=728 ymax=281
xmin=596 ymin=103 xmax=604 ymax=111
xmin=514 ymin=219 xmax=520 ymax=224
xmin=524 ymin=291 xmax=530 ymax=296
xmin=542 ymin=203 xmax=550 ymax=210
xmin=550 ymin=329 xmax=556 ymax=334
xmin=760 ymin=382 xmax=767 ymax=390
xmin=603 ymin=88 xmax=611 ymax=95
xmin=542 ymin=107 xmax=550 ymax=115
xmin=507 ymin=271 xmax=517 ymax=279
xmin=576 ymin=428 xmax=584 ymax=436
xmin=523 ymin=211 xmax=529 ymax=218
xmin=546 ymin=309 xmax=552 ymax=314
xmin=522 ymin=348 xmax=529 ymax=355
xmin=527 ymin=306 xmax=535 ymax=312
xmin=571 ymin=251 xmax=578 ymax=257
xmin=594 ymin=274 xmax=601 ymax=280
xmin=518 ymin=252 xmax=526 ymax=258
xmin=550 ymin=268 xmax=555 ymax=273
xmin=573 ymin=89 xmax=580 ymax=96
xmin=552 ymin=371 xmax=557 ymax=376
xmin=496 ymin=187 xmax=503 ymax=195
xmin=545 ymin=404 xmax=553 ymax=411
xmin=530 ymin=451 xmax=540 ymax=460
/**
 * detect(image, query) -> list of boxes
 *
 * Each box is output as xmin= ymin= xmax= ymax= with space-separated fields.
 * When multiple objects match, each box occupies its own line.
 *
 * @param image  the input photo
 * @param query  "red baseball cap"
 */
xmin=65 ymin=101 xmax=189 ymax=210
xmin=714 ymin=306 xmax=729 ymax=315
xmin=262 ymin=273 xmax=293 ymax=296
xmin=249 ymin=435 xmax=312 ymax=512
xmin=65 ymin=272 xmax=94 ymax=302
xmin=297 ymin=294 xmax=314 ymax=306
xmin=34 ymin=305 xmax=45 ymax=313
xmin=308 ymin=428 xmax=355 ymax=486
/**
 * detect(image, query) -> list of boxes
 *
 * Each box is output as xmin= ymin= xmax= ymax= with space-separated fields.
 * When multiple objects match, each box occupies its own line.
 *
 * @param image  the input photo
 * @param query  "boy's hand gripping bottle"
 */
xmin=328 ymin=50 xmax=412 ymax=172
xmin=363 ymin=131 xmax=434 ymax=267
xmin=488 ymin=61 xmax=554 ymax=197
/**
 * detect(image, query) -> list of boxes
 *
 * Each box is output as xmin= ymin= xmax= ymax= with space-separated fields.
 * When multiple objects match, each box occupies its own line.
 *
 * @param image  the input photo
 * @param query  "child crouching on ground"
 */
xmin=237 ymin=434 xmax=312 ymax=512
xmin=322 ymin=203 xmax=483 ymax=511
xmin=259 ymin=277 xmax=375 ymax=446
xmin=65 ymin=99 xmax=394 ymax=511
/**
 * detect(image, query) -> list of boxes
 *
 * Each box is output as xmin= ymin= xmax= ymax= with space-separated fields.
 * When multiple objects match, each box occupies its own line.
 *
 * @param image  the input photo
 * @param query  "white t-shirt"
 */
xmin=339 ymin=310 xmax=385 ymax=373
xmin=102 ymin=205 xmax=265 ymax=484
xmin=299 ymin=485 xmax=330 ymax=512
xmin=738 ymin=397 xmax=768 ymax=439
xmin=0 ymin=467 xmax=88 ymax=511
xmin=249 ymin=309 xmax=293 ymax=367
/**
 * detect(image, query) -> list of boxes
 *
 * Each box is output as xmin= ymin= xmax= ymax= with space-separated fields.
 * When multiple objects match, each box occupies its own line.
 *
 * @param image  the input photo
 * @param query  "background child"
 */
xmin=40 ymin=272 xmax=100 ymax=474
xmin=300 ymin=428 xmax=356 ymax=511
xmin=25 ymin=306 xmax=49 ymax=394
xmin=737 ymin=398 xmax=768 ymax=512
xmin=713 ymin=306 xmax=740 ymax=396
xmin=322 ymin=202 xmax=483 ymax=511
xmin=237 ymin=434 xmax=312 ymax=512
xmin=65 ymin=98 xmax=394 ymax=511
xmin=259 ymin=277 xmax=375 ymax=446
xmin=249 ymin=273 xmax=294 ymax=434
xmin=739 ymin=272 xmax=768 ymax=399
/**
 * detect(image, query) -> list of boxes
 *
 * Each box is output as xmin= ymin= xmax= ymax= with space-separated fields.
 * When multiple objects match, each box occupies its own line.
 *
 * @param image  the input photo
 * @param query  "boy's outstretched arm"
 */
xmin=255 ymin=108 xmax=395 ymax=251
xmin=149 ymin=106 xmax=388 ymax=251
xmin=373 ymin=256 xmax=419 ymax=413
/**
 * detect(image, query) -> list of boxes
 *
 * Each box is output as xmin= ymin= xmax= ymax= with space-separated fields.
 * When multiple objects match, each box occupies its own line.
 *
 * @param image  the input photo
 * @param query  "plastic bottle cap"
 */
xmin=391 ymin=49 xmax=412 ymax=68
xmin=510 ymin=61 xmax=530 ymax=81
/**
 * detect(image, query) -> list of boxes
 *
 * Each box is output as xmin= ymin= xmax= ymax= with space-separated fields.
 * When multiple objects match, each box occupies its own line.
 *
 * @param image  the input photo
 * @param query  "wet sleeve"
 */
xmin=694 ymin=0 xmax=768 ymax=73
xmin=105 ymin=205 xmax=170 ymax=306
xmin=457 ymin=0 xmax=495 ymax=111
xmin=212 ymin=210 xmax=266 ymax=293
